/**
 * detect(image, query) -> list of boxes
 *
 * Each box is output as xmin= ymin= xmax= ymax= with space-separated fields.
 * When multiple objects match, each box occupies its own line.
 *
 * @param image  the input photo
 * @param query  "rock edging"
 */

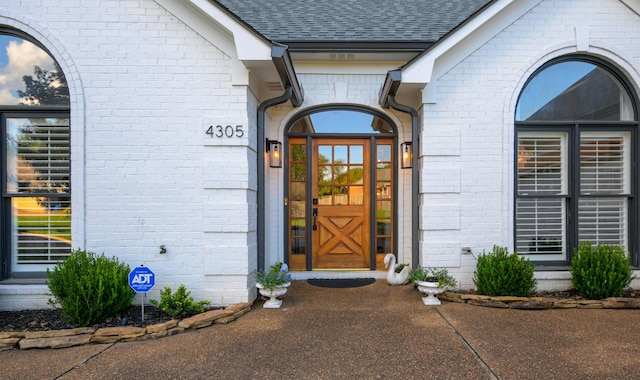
xmin=439 ymin=292 xmax=640 ymax=310
xmin=0 ymin=302 xmax=252 ymax=351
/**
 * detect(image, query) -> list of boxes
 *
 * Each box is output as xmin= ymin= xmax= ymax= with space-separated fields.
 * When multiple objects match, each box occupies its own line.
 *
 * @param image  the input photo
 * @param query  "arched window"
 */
xmin=514 ymin=56 xmax=638 ymax=265
xmin=1 ymin=29 xmax=71 ymax=278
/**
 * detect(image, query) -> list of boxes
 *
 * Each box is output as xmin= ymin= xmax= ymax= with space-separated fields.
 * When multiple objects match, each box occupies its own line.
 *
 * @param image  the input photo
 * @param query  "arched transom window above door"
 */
xmin=514 ymin=56 xmax=638 ymax=266
xmin=289 ymin=109 xmax=394 ymax=134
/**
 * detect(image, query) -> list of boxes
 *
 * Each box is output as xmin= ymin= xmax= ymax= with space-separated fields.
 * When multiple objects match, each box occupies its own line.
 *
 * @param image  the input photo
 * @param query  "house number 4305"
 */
xmin=206 ymin=124 xmax=244 ymax=138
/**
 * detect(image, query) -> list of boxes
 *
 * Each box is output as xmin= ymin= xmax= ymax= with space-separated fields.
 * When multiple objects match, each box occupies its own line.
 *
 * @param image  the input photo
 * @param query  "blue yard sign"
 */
xmin=129 ymin=266 xmax=155 ymax=293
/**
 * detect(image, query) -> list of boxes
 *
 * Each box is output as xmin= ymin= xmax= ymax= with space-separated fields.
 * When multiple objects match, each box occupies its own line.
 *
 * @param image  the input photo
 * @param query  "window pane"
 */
xmin=12 ymin=197 xmax=71 ymax=264
xmin=291 ymin=238 xmax=306 ymax=255
xmin=376 ymin=238 xmax=391 ymax=254
xmin=377 ymin=182 xmax=391 ymax=200
xmin=578 ymin=198 xmax=626 ymax=247
xmin=377 ymin=144 xmax=391 ymax=162
xmin=291 ymin=164 xmax=306 ymax=181
xmin=516 ymin=61 xmax=635 ymax=121
xmin=299 ymin=110 xmax=393 ymax=134
xmin=517 ymin=134 xmax=566 ymax=195
xmin=6 ymin=118 xmax=70 ymax=194
xmin=377 ymin=219 xmax=391 ymax=235
xmin=291 ymin=219 xmax=306 ymax=237
xmin=318 ymin=166 xmax=331 ymax=185
xmin=334 ymin=166 xmax=347 ymax=184
xmin=515 ymin=198 xmax=565 ymax=260
xmin=290 ymin=201 xmax=306 ymax=218
xmin=377 ymin=166 xmax=391 ymax=181
xmin=318 ymin=186 xmax=332 ymax=205
xmin=349 ymin=166 xmax=363 ymax=185
xmin=334 ymin=145 xmax=347 ymax=163
xmin=290 ymin=182 xmax=305 ymax=199
xmin=291 ymin=144 xmax=306 ymax=162
xmin=350 ymin=145 xmax=363 ymax=164
xmin=0 ymin=35 xmax=70 ymax=106
xmin=580 ymin=133 xmax=629 ymax=194
xmin=318 ymin=145 xmax=332 ymax=163
xmin=377 ymin=200 xmax=391 ymax=217
xmin=349 ymin=186 xmax=363 ymax=205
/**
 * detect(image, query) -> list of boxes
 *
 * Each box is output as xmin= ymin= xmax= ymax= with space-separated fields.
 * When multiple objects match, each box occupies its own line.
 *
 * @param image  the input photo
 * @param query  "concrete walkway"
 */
xmin=2 ymin=280 xmax=640 ymax=379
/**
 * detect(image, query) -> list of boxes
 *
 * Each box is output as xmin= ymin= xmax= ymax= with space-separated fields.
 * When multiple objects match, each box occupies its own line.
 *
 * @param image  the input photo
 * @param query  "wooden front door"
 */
xmin=312 ymin=139 xmax=370 ymax=269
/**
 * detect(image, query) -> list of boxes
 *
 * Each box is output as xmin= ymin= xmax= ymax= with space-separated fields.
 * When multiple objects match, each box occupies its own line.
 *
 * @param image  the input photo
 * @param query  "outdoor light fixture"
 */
xmin=401 ymin=142 xmax=412 ymax=169
xmin=266 ymin=138 xmax=283 ymax=168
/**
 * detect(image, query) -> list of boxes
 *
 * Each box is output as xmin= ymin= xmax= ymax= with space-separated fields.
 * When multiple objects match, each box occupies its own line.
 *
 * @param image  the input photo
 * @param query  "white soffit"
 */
xmin=155 ymin=0 xmax=272 ymax=61
xmin=621 ymin=0 xmax=640 ymax=15
xmin=401 ymin=0 xmax=541 ymax=87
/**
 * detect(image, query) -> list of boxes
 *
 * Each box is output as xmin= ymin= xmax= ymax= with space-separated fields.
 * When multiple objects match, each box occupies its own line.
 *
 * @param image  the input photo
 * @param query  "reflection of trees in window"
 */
xmin=317 ymin=152 xmax=331 ymax=198
xmin=290 ymin=145 xmax=306 ymax=181
xmin=18 ymin=63 xmax=70 ymax=106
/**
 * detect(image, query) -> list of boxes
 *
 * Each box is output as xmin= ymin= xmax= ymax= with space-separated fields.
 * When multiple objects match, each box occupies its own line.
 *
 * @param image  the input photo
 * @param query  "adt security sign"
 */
xmin=129 ymin=266 xmax=155 ymax=293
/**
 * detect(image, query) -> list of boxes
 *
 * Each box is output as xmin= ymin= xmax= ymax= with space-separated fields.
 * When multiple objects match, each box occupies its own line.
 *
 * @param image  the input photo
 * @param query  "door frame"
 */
xmin=283 ymin=105 xmax=398 ymax=271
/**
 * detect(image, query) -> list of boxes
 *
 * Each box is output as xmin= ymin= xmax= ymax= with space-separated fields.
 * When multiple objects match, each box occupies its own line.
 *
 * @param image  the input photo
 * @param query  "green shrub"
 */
xmin=47 ymin=249 xmax=135 ymax=326
xmin=150 ymin=284 xmax=210 ymax=318
xmin=570 ymin=242 xmax=634 ymax=299
xmin=409 ymin=267 xmax=457 ymax=288
xmin=473 ymin=245 xmax=537 ymax=297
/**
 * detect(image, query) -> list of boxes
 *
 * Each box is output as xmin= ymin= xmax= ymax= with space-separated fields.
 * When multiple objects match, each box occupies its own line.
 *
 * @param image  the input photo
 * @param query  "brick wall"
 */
xmin=419 ymin=0 xmax=640 ymax=290
xmin=1 ymin=0 xmax=256 ymax=306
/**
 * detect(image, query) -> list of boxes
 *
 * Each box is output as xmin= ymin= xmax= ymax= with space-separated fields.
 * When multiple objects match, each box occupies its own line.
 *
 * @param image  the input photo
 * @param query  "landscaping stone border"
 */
xmin=0 ymin=302 xmax=252 ymax=350
xmin=440 ymin=292 xmax=640 ymax=310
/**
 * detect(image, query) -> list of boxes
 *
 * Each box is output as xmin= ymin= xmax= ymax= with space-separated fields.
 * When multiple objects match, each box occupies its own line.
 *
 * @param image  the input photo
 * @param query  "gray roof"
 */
xmin=214 ymin=0 xmax=493 ymax=49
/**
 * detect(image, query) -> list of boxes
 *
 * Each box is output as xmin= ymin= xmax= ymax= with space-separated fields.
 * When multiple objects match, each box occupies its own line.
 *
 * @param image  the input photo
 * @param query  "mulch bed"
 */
xmin=0 ymin=305 xmax=173 ymax=332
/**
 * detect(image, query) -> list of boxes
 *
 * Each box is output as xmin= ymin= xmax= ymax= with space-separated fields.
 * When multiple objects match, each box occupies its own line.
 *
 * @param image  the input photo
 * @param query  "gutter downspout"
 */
xmin=379 ymin=70 xmax=420 ymax=269
xmin=257 ymin=45 xmax=304 ymax=271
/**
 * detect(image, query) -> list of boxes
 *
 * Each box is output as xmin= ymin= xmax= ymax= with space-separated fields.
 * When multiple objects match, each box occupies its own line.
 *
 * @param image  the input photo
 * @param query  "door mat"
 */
xmin=307 ymin=278 xmax=376 ymax=288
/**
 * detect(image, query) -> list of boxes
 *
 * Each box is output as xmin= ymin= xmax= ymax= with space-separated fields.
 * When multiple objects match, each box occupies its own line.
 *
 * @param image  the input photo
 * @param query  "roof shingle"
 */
xmin=214 ymin=0 xmax=493 ymax=44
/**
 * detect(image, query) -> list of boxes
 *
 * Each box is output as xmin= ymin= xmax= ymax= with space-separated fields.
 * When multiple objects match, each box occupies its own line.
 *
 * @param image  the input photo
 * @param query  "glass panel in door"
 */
xmin=312 ymin=139 xmax=370 ymax=269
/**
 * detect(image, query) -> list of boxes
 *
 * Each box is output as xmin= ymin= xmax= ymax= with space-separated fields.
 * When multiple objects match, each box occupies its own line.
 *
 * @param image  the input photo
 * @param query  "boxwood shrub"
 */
xmin=570 ymin=242 xmax=634 ymax=300
xmin=473 ymin=245 xmax=537 ymax=297
xmin=47 ymin=249 xmax=135 ymax=326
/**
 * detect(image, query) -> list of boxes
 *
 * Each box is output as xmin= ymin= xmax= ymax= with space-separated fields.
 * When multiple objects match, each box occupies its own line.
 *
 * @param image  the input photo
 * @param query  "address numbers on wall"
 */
xmin=206 ymin=124 xmax=244 ymax=138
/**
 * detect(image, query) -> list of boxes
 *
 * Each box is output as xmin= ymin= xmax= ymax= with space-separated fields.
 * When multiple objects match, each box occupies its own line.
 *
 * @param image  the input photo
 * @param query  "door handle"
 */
xmin=312 ymin=208 xmax=318 ymax=230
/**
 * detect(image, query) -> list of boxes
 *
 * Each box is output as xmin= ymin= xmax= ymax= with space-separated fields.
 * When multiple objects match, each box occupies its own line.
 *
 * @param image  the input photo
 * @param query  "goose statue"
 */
xmin=384 ymin=253 xmax=410 ymax=286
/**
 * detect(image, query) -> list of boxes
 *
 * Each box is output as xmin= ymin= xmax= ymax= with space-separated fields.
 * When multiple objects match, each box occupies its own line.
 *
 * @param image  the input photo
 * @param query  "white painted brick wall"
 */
xmin=419 ymin=0 xmax=640 ymax=290
xmin=0 ymin=0 xmax=257 ymax=307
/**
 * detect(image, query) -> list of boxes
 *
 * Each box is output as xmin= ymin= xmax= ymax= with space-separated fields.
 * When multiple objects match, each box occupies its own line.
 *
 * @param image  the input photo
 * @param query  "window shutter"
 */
xmin=11 ymin=121 xmax=70 ymax=194
xmin=578 ymin=133 xmax=629 ymax=246
xmin=515 ymin=133 xmax=567 ymax=258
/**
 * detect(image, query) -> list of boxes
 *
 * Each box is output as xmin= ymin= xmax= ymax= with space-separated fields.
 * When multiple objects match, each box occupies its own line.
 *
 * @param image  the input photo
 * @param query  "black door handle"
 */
xmin=312 ymin=208 xmax=318 ymax=230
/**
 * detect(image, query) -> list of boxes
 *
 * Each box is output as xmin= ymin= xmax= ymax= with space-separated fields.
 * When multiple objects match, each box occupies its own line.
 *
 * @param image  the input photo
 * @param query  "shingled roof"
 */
xmin=214 ymin=0 xmax=494 ymax=50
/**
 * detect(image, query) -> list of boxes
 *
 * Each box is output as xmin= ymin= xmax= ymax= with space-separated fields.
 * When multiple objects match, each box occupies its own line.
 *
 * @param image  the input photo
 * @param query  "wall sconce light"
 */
xmin=266 ymin=139 xmax=282 ymax=168
xmin=401 ymin=142 xmax=412 ymax=169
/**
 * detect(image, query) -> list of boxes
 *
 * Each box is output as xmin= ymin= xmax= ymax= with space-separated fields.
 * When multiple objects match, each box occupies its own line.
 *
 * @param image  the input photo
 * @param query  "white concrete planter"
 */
xmin=417 ymin=281 xmax=447 ymax=306
xmin=256 ymin=282 xmax=291 ymax=308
